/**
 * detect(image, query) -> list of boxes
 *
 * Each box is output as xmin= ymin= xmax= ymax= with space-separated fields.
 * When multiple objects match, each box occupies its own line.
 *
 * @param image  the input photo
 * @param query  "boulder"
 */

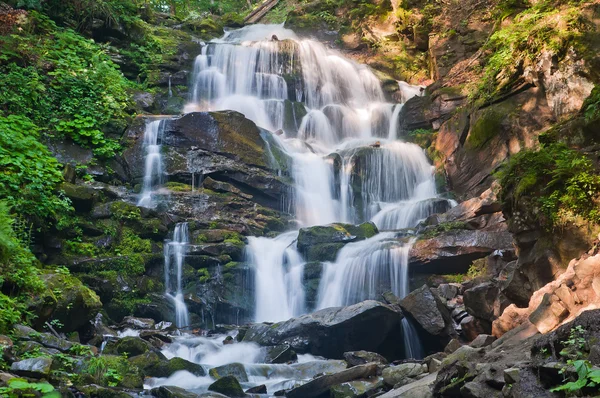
xmin=30 ymin=273 xmax=102 ymax=333
xmin=343 ymin=351 xmax=388 ymax=367
xmin=463 ymin=282 xmax=508 ymax=322
xmin=120 ymin=316 xmax=156 ymax=330
xmin=114 ymin=336 xmax=151 ymax=356
xmin=330 ymin=377 xmax=384 ymax=398
xmin=378 ymin=372 xmax=437 ymax=397
xmin=286 ymin=363 xmax=378 ymax=398
xmin=297 ymin=222 xmax=378 ymax=262
xmin=209 ymin=363 xmax=249 ymax=382
xmin=469 ymin=334 xmax=496 ymax=348
xmin=246 ymin=385 xmax=267 ymax=394
xmin=410 ymin=230 xmax=514 ymax=274
xmin=150 ymin=386 xmax=203 ymax=398
xmin=208 ymin=375 xmax=246 ymax=397
xmin=11 ymin=357 xmax=53 ymax=378
xmin=264 ymin=344 xmax=297 ymax=364
xmin=243 ymin=300 xmax=404 ymax=359
xmin=400 ymin=285 xmax=453 ymax=337
xmin=382 ymin=363 xmax=427 ymax=386
xmin=129 ymin=351 xmax=205 ymax=378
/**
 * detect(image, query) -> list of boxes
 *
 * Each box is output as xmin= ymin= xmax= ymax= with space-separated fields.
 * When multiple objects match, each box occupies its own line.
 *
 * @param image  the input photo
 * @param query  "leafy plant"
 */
xmin=0 ymin=378 xmax=59 ymax=398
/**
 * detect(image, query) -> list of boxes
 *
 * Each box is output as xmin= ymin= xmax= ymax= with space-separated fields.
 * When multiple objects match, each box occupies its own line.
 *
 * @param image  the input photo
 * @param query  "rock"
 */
xmin=464 ymin=282 xmax=506 ymax=322
xmin=115 ymin=336 xmax=151 ymax=356
xmin=297 ymin=222 xmax=378 ymax=262
xmin=375 ymin=372 xmax=437 ymax=398
xmin=121 ymin=316 xmax=156 ymax=330
xmin=209 ymin=362 xmax=248 ymax=382
xmin=11 ymin=357 xmax=53 ymax=378
xmin=265 ymin=344 xmax=297 ymax=364
xmin=461 ymin=316 xmax=491 ymax=340
xmin=30 ymin=273 xmax=102 ymax=333
xmin=0 ymin=372 xmax=16 ymax=384
xmin=429 ymin=358 xmax=442 ymax=373
xmin=36 ymin=333 xmax=74 ymax=352
xmin=246 ymin=385 xmax=267 ymax=394
xmin=528 ymin=293 xmax=569 ymax=334
xmin=286 ymin=363 xmax=378 ymax=398
xmin=243 ymin=300 xmax=404 ymax=359
xmin=444 ymin=339 xmax=462 ymax=354
xmin=437 ymin=284 xmax=459 ymax=300
xmin=460 ymin=381 xmax=500 ymax=398
xmin=400 ymin=285 xmax=453 ymax=337
xmin=330 ymin=377 xmax=384 ymax=398
xmin=0 ymin=335 xmax=14 ymax=362
xmin=410 ymin=229 xmax=514 ymax=274
xmin=59 ymin=182 xmax=98 ymax=212
xmin=343 ymin=351 xmax=388 ymax=367
xmin=208 ymin=375 xmax=246 ymax=397
xmin=382 ymin=363 xmax=427 ymax=386
xmin=470 ymin=334 xmax=496 ymax=348
xmin=503 ymin=368 xmax=520 ymax=384
xmin=589 ymin=345 xmax=600 ymax=366
xmin=79 ymin=385 xmax=133 ymax=398
xmin=150 ymin=385 xmax=202 ymax=398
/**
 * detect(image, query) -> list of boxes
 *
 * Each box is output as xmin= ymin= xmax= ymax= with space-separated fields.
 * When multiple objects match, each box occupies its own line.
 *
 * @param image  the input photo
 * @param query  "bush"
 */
xmin=497 ymin=144 xmax=600 ymax=229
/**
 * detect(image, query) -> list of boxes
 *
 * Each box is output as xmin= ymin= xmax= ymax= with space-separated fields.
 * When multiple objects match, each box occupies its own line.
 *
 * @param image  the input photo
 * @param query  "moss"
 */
xmin=420 ymin=221 xmax=469 ymax=239
xmin=198 ymin=268 xmax=211 ymax=284
xmin=224 ymin=261 xmax=240 ymax=270
xmin=305 ymin=243 xmax=346 ymax=262
xmin=165 ymin=182 xmax=192 ymax=192
xmin=110 ymin=202 xmax=141 ymax=221
xmin=466 ymin=108 xmax=503 ymax=149
xmin=208 ymin=375 xmax=245 ymax=397
xmin=115 ymin=337 xmax=150 ymax=357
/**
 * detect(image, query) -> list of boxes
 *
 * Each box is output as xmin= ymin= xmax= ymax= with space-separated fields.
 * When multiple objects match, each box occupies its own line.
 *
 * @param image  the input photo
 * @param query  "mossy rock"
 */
xmin=182 ymin=18 xmax=224 ymax=39
xmin=78 ymin=384 xmax=132 ymax=398
xmin=115 ymin=336 xmax=151 ymax=356
xmin=304 ymin=242 xmax=346 ymax=262
xmin=31 ymin=273 xmax=102 ymax=333
xmin=466 ymin=107 xmax=503 ymax=149
xmin=209 ymin=362 xmax=248 ymax=382
xmin=60 ymin=182 xmax=98 ymax=212
xmin=297 ymin=222 xmax=378 ymax=249
xmin=145 ymin=356 xmax=206 ymax=378
xmin=208 ymin=375 xmax=245 ymax=397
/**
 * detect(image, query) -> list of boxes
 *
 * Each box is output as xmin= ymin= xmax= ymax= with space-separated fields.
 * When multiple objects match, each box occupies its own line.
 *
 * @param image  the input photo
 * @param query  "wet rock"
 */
xmin=297 ymin=222 xmax=378 ymax=262
xmin=265 ymin=344 xmax=297 ymax=364
xmin=115 ymin=336 xmax=151 ymax=356
xmin=150 ymin=385 xmax=203 ymax=398
xmin=209 ymin=362 xmax=249 ymax=382
xmin=246 ymin=384 xmax=267 ymax=394
xmin=37 ymin=333 xmax=74 ymax=352
xmin=286 ymin=363 xmax=378 ymax=398
xmin=330 ymin=377 xmax=384 ymax=398
xmin=382 ymin=363 xmax=427 ymax=386
xmin=0 ymin=335 xmax=14 ymax=362
xmin=79 ymin=384 xmax=133 ymax=398
xmin=208 ymin=375 xmax=246 ymax=397
xmin=243 ymin=300 xmax=404 ymax=359
xmin=59 ymin=182 xmax=98 ymax=212
xmin=120 ymin=316 xmax=156 ymax=330
xmin=11 ymin=357 xmax=53 ymax=378
xmin=343 ymin=351 xmax=388 ymax=367
xmin=400 ymin=285 xmax=453 ymax=337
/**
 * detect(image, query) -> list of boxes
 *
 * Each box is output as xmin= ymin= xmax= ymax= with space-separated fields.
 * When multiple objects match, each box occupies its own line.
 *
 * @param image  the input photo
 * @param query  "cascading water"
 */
xmin=138 ymin=119 xmax=166 ymax=207
xmin=164 ymin=223 xmax=190 ymax=328
xmin=185 ymin=24 xmax=453 ymax=358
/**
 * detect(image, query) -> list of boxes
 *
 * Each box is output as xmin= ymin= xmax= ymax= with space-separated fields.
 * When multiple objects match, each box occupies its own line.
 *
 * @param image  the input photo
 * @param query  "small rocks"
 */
xmin=444 ymin=339 xmax=462 ymax=354
xmin=11 ymin=357 xmax=53 ymax=378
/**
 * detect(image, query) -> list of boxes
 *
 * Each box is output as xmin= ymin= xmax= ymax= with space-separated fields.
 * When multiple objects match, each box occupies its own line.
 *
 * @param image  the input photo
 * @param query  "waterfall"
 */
xmin=246 ymin=231 xmax=305 ymax=322
xmin=165 ymin=223 xmax=190 ymax=328
xmin=187 ymin=24 xmax=451 ymax=357
xmin=138 ymin=119 xmax=166 ymax=207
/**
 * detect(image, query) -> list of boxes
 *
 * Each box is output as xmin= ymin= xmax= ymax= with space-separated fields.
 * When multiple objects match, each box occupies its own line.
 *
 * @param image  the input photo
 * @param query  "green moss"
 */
xmin=110 ymin=202 xmax=141 ymax=221
xmin=198 ymin=268 xmax=211 ymax=284
xmin=165 ymin=182 xmax=192 ymax=192
xmin=421 ymin=221 xmax=469 ymax=239
xmin=466 ymin=108 xmax=503 ymax=149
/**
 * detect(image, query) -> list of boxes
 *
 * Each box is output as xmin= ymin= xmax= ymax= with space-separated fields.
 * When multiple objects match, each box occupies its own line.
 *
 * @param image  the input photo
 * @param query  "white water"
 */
xmin=185 ymin=24 xmax=452 ymax=357
xmin=138 ymin=119 xmax=166 ymax=207
xmin=164 ymin=223 xmax=190 ymax=328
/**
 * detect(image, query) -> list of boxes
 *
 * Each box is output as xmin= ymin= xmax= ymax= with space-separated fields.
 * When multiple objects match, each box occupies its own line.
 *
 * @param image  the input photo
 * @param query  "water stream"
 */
xmin=164 ymin=222 xmax=191 ymax=328
xmin=138 ymin=119 xmax=166 ymax=207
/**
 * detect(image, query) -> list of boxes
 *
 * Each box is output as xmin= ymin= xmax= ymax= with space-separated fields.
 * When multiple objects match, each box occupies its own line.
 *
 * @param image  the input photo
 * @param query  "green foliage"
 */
xmin=0 ymin=201 xmax=45 ymax=333
xmin=497 ymin=144 xmax=600 ymax=228
xmin=474 ymin=1 xmax=590 ymax=103
xmin=467 ymin=109 xmax=503 ymax=149
xmin=0 ymin=12 xmax=132 ymax=159
xmin=551 ymin=325 xmax=600 ymax=394
xmin=583 ymin=85 xmax=600 ymax=122
xmin=80 ymin=355 xmax=128 ymax=387
xmin=0 ymin=378 xmax=59 ymax=398
xmin=0 ymin=116 xmax=71 ymax=222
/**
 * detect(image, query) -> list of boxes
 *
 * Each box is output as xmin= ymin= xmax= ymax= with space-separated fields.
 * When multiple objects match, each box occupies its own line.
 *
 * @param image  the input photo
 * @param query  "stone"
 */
xmin=437 ymin=284 xmax=459 ymax=300
xmin=330 ymin=377 xmax=384 ymax=398
xmin=382 ymin=363 xmax=426 ymax=386
xmin=470 ymin=334 xmax=496 ymax=348
xmin=589 ymin=345 xmax=600 ymax=366
xmin=377 ymin=372 xmax=437 ymax=397
xmin=36 ymin=333 xmax=74 ymax=352
xmin=343 ymin=351 xmax=388 ymax=367
xmin=59 ymin=182 xmax=98 ymax=212
xmin=265 ymin=344 xmax=297 ymax=364
xmin=400 ymin=285 xmax=453 ymax=336
xmin=150 ymin=385 xmax=202 ymax=398
xmin=11 ymin=357 xmax=53 ymax=378
xmin=429 ymin=358 xmax=443 ymax=373
xmin=297 ymin=222 xmax=378 ymax=262
xmin=460 ymin=381 xmax=500 ymax=398
xmin=79 ymin=385 xmax=132 ymax=398
xmin=0 ymin=335 xmax=14 ymax=362
xmin=120 ymin=316 xmax=156 ymax=330
xmin=528 ymin=293 xmax=569 ymax=334
xmin=208 ymin=375 xmax=246 ymax=397
xmin=410 ymin=230 xmax=514 ymax=274
xmin=243 ymin=300 xmax=403 ymax=359
xmin=31 ymin=273 xmax=102 ymax=333
xmin=444 ymin=339 xmax=462 ymax=353
xmin=463 ymin=282 xmax=503 ymax=322
xmin=246 ymin=385 xmax=267 ymax=394
xmin=115 ymin=336 xmax=151 ymax=356
xmin=209 ymin=362 xmax=249 ymax=382
xmin=503 ymin=368 xmax=520 ymax=384
xmin=286 ymin=363 xmax=378 ymax=398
